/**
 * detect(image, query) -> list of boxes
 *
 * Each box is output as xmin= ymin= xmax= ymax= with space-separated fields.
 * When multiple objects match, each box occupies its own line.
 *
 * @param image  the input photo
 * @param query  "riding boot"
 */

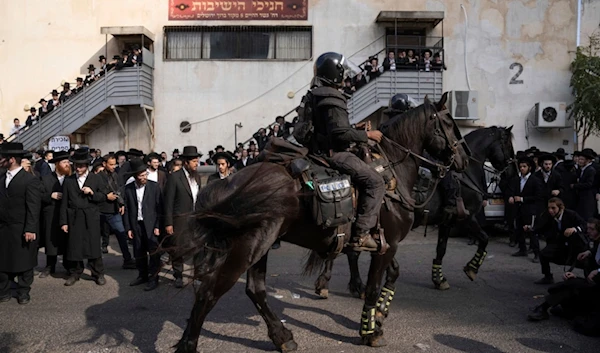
xmin=349 ymin=232 xmax=379 ymax=252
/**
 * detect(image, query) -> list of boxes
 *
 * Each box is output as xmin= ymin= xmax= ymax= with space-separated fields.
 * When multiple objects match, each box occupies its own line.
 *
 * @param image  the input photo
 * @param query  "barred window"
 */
xmin=164 ymin=26 xmax=312 ymax=60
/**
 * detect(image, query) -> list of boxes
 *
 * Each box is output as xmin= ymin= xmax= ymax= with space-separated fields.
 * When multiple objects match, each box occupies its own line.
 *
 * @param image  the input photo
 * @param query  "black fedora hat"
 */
xmin=538 ymin=153 xmax=557 ymax=164
xmin=49 ymin=150 xmax=70 ymax=163
xmin=39 ymin=98 xmax=46 ymax=103
xmin=211 ymin=151 xmax=235 ymax=165
xmin=51 ymin=89 xmax=59 ymax=96
xmin=125 ymin=158 xmax=147 ymax=177
xmin=99 ymin=55 xmax=106 ymax=62
xmin=554 ymin=148 xmax=566 ymax=159
xmin=127 ymin=148 xmax=144 ymax=157
xmin=144 ymin=152 xmax=160 ymax=163
xmin=180 ymin=146 xmax=202 ymax=158
xmin=112 ymin=55 xmax=121 ymax=60
xmin=0 ymin=142 xmax=28 ymax=156
xmin=30 ymin=107 xmax=36 ymax=112
xmin=87 ymin=64 xmax=96 ymax=71
xmin=215 ymin=145 xmax=225 ymax=151
xmin=580 ymin=148 xmax=596 ymax=160
xmin=70 ymin=148 xmax=92 ymax=164
xmin=517 ymin=155 xmax=535 ymax=169
xmin=172 ymin=148 xmax=180 ymax=154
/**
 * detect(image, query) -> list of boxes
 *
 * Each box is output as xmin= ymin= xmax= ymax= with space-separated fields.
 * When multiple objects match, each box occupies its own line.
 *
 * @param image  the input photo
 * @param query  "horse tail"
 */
xmin=169 ymin=162 xmax=299 ymax=278
xmin=302 ymin=250 xmax=326 ymax=276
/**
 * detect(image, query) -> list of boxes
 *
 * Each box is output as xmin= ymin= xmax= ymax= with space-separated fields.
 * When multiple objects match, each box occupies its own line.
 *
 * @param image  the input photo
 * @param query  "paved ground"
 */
xmin=1 ymin=228 xmax=598 ymax=353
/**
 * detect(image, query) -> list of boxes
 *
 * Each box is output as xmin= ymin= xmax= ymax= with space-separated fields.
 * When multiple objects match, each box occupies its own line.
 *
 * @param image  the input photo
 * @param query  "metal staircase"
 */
xmin=348 ymin=70 xmax=443 ymax=125
xmin=11 ymin=51 xmax=154 ymax=150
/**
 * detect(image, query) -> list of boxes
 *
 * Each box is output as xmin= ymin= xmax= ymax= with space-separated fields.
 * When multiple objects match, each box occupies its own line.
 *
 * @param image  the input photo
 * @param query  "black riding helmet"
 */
xmin=389 ymin=93 xmax=411 ymax=112
xmin=314 ymin=52 xmax=346 ymax=86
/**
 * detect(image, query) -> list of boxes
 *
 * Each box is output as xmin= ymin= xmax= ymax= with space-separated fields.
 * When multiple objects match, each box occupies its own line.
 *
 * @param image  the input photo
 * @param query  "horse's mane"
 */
xmin=379 ymin=102 xmax=435 ymax=146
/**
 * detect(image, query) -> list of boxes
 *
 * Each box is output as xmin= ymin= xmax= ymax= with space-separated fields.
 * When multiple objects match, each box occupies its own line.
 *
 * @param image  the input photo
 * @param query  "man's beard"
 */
xmin=57 ymin=164 xmax=72 ymax=176
xmin=185 ymin=165 xmax=198 ymax=178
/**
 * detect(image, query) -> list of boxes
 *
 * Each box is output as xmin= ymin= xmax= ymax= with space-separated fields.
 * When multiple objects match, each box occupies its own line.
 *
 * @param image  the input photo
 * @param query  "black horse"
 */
xmin=312 ymin=126 xmax=517 ymax=298
xmin=172 ymin=94 xmax=470 ymax=352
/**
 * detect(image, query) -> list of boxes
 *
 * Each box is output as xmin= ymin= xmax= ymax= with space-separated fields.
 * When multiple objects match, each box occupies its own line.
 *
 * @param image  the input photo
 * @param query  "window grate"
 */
xmin=164 ymin=26 xmax=312 ymax=60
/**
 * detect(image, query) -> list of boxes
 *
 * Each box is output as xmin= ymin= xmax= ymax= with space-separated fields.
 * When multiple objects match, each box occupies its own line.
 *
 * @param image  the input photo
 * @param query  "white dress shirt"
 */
xmin=183 ymin=168 xmax=199 ymax=207
xmin=5 ymin=167 xmax=23 ymax=188
xmin=57 ymin=173 xmax=65 ymax=186
xmin=77 ymin=172 xmax=89 ymax=189
xmin=135 ymin=182 xmax=145 ymax=221
xmin=147 ymin=169 xmax=158 ymax=182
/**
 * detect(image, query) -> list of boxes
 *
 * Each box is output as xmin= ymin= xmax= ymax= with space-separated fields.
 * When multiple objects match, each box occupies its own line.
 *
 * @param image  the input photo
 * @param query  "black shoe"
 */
xmin=534 ymin=276 xmax=554 ymax=285
xmin=101 ymin=246 xmax=108 ymax=254
xmin=17 ymin=295 xmax=30 ymax=305
xmin=532 ymin=255 xmax=540 ymax=263
xmin=271 ymin=239 xmax=281 ymax=250
xmin=39 ymin=266 xmax=54 ymax=278
xmin=144 ymin=280 xmax=159 ymax=291
xmin=122 ymin=259 xmax=137 ymax=270
xmin=130 ymin=277 xmax=148 ymax=286
xmin=528 ymin=305 xmax=550 ymax=321
xmin=467 ymin=238 xmax=476 ymax=246
xmin=509 ymin=241 xmax=517 ymax=247
xmin=174 ymin=277 xmax=183 ymax=288
xmin=95 ymin=275 xmax=106 ymax=286
xmin=0 ymin=295 xmax=10 ymax=303
xmin=64 ymin=276 xmax=79 ymax=286
xmin=512 ymin=250 xmax=528 ymax=257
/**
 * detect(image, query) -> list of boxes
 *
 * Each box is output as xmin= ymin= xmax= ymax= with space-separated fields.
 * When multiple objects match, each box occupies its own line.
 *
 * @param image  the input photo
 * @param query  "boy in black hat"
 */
xmin=0 ymin=143 xmax=43 ymax=304
xmin=39 ymin=98 xmax=49 ymax=118
xmin=534 ymin=154 xmax=563 ymax=203
xmin=73 ymin=77 xmax=84 ymax=94
xmin=122 ymin=158 xmax=163 ymax=291
xmin=164 ymin=146 xmax=202 ymax=288
xmin=39 ymin=151 xmax=71 ymax=278
xmin=207 ymin=151 xmax=235 ymax=184
xmin=85 ymin=64 xmax=97 ymax=85
xmin=508 ymin=156 xmax=545 ymax=261
xmin=25 ymin=107 xmax=38 ymax=127
xmin=60 ymin=148 xmax=107 ymax=286
xmin=572 ymin=149 xmax=597 ymax=221
xmin=48 ymin=90 xmax=60 ymax=112
xmin=60 ymin=82 xmax=73 ymax=103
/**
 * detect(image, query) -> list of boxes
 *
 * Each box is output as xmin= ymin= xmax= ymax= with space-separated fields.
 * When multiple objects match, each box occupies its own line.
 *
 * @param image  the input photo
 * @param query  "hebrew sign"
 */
xmin=169 ymin=0 xmax=308 ymax=20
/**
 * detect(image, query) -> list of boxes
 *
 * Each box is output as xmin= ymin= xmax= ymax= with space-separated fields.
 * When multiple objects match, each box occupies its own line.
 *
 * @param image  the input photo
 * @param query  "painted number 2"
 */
xmin=509 ymin=63 xmax=524 ymax=84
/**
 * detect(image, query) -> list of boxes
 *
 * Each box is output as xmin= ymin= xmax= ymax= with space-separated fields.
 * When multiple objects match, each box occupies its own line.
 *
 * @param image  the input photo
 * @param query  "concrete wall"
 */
xmin=1 ymin=0 xmax=598 ymax=155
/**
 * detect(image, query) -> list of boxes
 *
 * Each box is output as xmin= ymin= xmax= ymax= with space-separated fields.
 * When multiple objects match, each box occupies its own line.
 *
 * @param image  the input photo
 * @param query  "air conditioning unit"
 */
xmin=448 ymin=90 xmax=479 ymax=120
xmin=534 ymin=102 xmax=567 ymax=128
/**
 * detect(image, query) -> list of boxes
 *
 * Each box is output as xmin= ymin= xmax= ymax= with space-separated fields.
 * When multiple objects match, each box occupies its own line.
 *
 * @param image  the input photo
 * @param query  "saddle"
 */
xmin=257 ymin=138 xmax=400 ymax=256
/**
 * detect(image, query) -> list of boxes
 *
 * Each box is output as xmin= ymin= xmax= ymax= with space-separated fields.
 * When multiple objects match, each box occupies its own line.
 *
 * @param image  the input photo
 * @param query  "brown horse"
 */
xmin=172 ymin=94 xmax=469 ymax=352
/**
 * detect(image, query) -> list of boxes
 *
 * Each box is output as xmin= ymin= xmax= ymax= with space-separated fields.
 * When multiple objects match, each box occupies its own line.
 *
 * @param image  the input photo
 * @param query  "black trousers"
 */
xmin=329 ymin=152 xmax=385 ymax=234
xmin=133 ymin=221 xmax=162 ymax=281
xmin=0 ymin=269 xmax=34 ymax=298
xmin=440 ymin=172 xmax=459 ymax=206
xmin=65 ymin=258 xmax=104 ymax=279
xmin=516 ymin=214 xmax=540 ymax=254
xmin=546 ymin=278 xmax=600 ymax=313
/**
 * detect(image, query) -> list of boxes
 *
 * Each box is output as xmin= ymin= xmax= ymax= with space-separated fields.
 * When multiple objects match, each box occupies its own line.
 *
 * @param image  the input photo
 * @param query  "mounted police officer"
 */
xmin=383 ymin=93 xmax=416 ymax=117
xmin=295 ymin=52 xmax=386 ymax=252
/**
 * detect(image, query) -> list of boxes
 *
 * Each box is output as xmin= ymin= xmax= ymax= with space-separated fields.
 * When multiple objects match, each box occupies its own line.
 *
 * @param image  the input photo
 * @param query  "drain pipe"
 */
xmin=460 ymin=4 xmax=472 ymax=91
xmin=574 ymin=0 xmax=582 ymax=150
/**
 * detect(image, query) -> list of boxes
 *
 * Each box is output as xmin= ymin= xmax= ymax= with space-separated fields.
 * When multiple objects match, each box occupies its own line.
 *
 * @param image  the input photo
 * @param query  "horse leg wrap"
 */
xmin=432 ymin=261 xmax=445 ymax=284
xmin=376 ymin=286 xmax=395 ymax=318
xmin=360 ymin=305 xmax=377 ymax=337
xmin=466 ymin=251 xmax=487 ymax=273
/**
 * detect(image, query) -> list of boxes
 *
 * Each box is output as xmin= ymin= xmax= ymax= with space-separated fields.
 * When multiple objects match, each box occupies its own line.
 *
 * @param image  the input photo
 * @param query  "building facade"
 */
xmin=0 ymin=0 xmax=599 ymax=155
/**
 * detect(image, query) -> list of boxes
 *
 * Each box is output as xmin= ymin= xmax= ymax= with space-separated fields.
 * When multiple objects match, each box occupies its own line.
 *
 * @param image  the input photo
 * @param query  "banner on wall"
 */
xmin=168 ymin=0 xmax=308 ymax=20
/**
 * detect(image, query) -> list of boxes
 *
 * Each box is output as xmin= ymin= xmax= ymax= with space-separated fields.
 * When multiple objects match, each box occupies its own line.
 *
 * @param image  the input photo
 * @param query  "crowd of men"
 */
xmin=6 ymin=46 xmax=143 ymax=140
xmin=0 ymin=140 xmax=248 ymax=306
xmin=500 ymin=146 xmax=600 ymax=335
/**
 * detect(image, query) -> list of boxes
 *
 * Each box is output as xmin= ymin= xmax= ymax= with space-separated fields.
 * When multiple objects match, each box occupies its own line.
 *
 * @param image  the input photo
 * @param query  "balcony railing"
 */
xmin=348 ymin=69 xmax=443 ymax=125
xmin=11 ymin=54 xmax=154 ymax=150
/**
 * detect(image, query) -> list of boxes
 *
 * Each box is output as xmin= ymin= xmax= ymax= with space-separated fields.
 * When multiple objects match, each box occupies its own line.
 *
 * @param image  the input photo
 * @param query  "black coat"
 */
xmin=534 ymin=170 xmax=564 ymax=202
xmin=40 ymin=173 xmax=66 ymax=256
xmin=554 ymin=160 xmax=578 ymax=209
xmin=0 ymin=169 xmax=42 ymax=273
xmin=60 ymin=173 xmax=106 ymax=261
xmin=164 ymin=169 xmax=199 ymax=247
xmin=98 ymin=170 xmax=124 ymax=214
xmin=123 ymin=180 xmax=162 ymax=248
xmin=508 ymin=173 xmax=545 ymax=219
xmin=207 ymin=172 xmax=222 ymax=185
xmin=574 ymin=165 xmax=596 ymax=220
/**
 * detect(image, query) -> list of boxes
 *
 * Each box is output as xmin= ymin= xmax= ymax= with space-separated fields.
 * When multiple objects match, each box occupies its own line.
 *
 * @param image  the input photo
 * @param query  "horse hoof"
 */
xmin=317 ymin=289 xmax=329 ymax=299
xmin=434 ymin=280 xmax=450 ymax=290
xmin=281 ymin=340 xmax=298 ymax=352
xmin=362 ymin=334 xmax=388 ymax=347
xmin=348 ymin=284 xmax=366 ymax=299
xmin=464 ymin=268 xmax=477 ymax=281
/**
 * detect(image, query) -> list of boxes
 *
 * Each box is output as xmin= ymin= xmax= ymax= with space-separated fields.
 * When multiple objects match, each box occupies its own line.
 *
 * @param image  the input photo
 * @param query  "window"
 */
xmin=164 ymin=26 xmax=312 ymax=60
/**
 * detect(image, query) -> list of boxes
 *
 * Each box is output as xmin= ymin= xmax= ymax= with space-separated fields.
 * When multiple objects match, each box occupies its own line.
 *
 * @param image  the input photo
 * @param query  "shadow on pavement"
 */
xmin=434 ymin=334 xmax=506 ymax=353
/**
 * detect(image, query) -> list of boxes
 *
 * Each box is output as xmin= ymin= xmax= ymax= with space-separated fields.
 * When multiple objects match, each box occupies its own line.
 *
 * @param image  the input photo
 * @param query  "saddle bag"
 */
xmin=307 ymin=167 xmax=354 ymax=228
